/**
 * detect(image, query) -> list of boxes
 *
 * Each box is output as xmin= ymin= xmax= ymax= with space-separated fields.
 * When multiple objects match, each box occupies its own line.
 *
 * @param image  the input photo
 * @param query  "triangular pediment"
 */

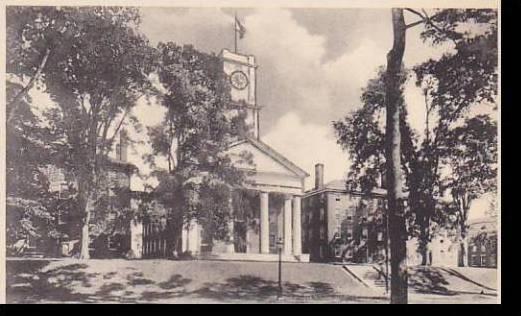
xmin=226 ymin=137 xmax=309 ymax=179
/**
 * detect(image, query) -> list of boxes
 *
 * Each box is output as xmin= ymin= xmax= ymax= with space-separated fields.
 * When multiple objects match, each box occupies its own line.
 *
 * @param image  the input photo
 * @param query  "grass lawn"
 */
xmin=6 ymin=258 xmax=498 ymax=304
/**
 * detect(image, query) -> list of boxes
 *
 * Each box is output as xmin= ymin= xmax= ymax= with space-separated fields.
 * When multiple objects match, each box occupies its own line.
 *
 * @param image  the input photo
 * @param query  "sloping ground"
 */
xmin=342 ymin=264 xmax=497 ymax=297
xmin=409 ymin=266 xmax=497 ymax=296
xmin=440 ymin=267 xmax=498 ymax=291
xmin=6 ymin=258 xmax=383 ymax=303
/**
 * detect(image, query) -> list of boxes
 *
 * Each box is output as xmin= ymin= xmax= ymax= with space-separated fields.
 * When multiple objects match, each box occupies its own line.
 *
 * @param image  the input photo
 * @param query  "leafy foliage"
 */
xmin=6 ymin=6 xmax=156 ymax=258
xmin=145 ymin=43 xmax=253 ymax=248
xmin=333 ymin=9 xmax=498 ymax=263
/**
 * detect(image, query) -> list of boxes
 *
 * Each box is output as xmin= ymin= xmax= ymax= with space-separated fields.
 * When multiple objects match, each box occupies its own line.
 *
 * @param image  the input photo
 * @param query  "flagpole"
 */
xmin=234 ymin=11 xmax=238 ymax=53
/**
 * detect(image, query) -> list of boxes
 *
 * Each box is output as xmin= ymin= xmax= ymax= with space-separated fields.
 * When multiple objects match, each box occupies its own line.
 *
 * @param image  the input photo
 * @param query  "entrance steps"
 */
xmin=342 ymin=264 xmax=388 ymax=295
xmin=198 ymin=252 xmax=310 ymax=263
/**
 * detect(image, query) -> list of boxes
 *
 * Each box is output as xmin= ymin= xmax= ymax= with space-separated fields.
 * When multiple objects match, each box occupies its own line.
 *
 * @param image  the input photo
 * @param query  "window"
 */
xmin=489 ymin=255 xmax=497 ymax=267
xmin=320 ymin=208 xmax=325 ymax=220
xmin=107 ymin=235 xmax=118 ymax=250
xmin=336 ymin=197 xmax=341 ymax=202
xmin=362 ymin=228 xmax=368 ymax=239
xmin=347 ymin=216 xmax=353 ymax=221
xmin=57 ymin=209 xmax=66 ymax=225
xmin=58 ymin=183 xmax=70 ymax=199
xmin=346 ymin=228 xmax=353 ymax=239
xmin=320 ymin=226 xmax=326 ymax=240
xmin=472 ymin=255 xmax=480 ymax=266
xmin=377 ymin=232 xmax=384 ymax=241
xmin=480 ymin=255 xmax=487 ymax=266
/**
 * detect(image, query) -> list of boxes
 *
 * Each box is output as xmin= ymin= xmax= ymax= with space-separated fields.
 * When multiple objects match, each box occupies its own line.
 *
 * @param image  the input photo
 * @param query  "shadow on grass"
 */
xmin=408 ymin=267 xmax=496 ymax=297
xmin=192 ymin=275 xmax=385 ymax=303
xmin=7 ymin=260 xmax=386 ymax=303
xmin=7 ymin=261 xmax=99 ymax=303
xmin=6 ymin=260 xmax=192 ymax=303
xmin=409 ymin=267 xmax=454 ymax=295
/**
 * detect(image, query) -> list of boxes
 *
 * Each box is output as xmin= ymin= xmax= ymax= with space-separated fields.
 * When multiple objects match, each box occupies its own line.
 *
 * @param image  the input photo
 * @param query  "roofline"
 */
xmin=228 ymin=136 xmax=310 ymax=178
xmin=303 ymin=187 xmax=387 ymax=199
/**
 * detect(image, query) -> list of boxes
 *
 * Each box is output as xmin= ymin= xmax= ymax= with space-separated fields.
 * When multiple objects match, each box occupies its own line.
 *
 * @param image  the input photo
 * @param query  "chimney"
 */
xmin=119 ymin=130 xmax=128 ymax=162
xmin=315 ymin=163 xmax=324 ymax=190
xmin=380 ymin=170 xmax=387 ymax=189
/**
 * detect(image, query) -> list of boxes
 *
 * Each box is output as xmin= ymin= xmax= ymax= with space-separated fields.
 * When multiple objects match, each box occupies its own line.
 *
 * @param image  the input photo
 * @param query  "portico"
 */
xmin=257 ymin=191 xmax=302 ymax=257
xmin=144 ymin=48 xmax=310 ymax=262
xmin=181 ymin=135 xmax=309 ymax=262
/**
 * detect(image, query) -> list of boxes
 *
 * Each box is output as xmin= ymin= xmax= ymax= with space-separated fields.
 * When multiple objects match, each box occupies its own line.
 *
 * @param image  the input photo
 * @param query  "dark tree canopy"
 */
xmin=333 ymin=9 xmax=498 ymax=268
xmin=145 ymin=43 xmax=253 ymax=247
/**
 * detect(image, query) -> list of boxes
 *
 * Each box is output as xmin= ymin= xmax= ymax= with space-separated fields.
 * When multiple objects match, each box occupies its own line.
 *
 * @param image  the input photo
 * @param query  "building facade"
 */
xmin=302 ymin=164 xmax=387 ymax=263
xmin=42 ymin=131 xmax=137 ymax=258
xmin=467 ymin=217 xmax=498 ymax=268
xmin=129 ymin=48 xmax=310 ymax=262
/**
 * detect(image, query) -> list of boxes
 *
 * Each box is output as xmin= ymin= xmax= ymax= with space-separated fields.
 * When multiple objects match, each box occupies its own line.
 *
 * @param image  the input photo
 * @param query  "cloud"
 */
xmin=140 ymin=7 xmax=234 ymax=51
xmin=140 ymin=8 xmax=390 ymax=135
xmin=135 ymin=7 xmax=489 ymax=194
xmin=262 ymin=112 xmax=350 ymax=190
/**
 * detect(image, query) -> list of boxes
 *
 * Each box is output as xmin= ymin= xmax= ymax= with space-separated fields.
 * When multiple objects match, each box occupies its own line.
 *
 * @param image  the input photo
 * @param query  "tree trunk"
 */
xmin=80 ymin=195 xmax=94 ymax=259
xmin=385 ymin=8 xmax=408 ymax=304
xmin=460 ymin=238 xmax=469 ymax=267
xmin=460 ymin=228 xmax=469 ymax=267
xmin=420 ymin=243 xmax=428 ymax=266
xmin=419 ymin=214 xmax=430 ymax=266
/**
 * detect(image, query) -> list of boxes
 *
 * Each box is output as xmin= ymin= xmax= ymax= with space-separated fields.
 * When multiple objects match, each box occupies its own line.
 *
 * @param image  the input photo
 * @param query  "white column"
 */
xmin=129 ymin=198 xmax=143 ymax=258
xmin=283 ymin=196 xmax=293 ymax=255
xmin=260 ymin=191 xmax=269 ymax=254
xmin=292 ymin=196 xmax=302 ymax=256
xmin=129 ymin=218 xmax=143 ymax=259
xmin=226 ymin=196 xmax=235 ymax=253
xmin=183 ymin=219 xmax=200 ymax=254
xmin=226 ymin=219 xmax=235 ymax=253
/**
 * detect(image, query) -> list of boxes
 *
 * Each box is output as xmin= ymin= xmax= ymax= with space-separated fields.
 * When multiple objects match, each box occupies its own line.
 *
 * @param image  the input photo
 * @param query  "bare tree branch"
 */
xmin=406 ymin=19 xmax=426 ymax=29
xmin=404 ymin=8 xmax=427 ymax=20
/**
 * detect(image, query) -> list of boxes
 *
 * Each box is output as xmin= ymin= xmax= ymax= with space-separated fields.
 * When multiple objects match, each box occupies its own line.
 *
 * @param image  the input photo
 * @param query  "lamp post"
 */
xmin=276 ymin=237 xmax=284 ymax=297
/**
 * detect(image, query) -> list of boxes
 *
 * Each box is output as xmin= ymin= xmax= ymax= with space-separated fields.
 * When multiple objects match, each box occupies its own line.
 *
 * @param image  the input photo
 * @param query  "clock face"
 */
xmin=230 ymin=70 xmax=249 ymax=90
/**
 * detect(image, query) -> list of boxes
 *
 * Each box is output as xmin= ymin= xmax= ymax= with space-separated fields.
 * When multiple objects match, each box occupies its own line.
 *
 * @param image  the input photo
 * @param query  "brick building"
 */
xmin=41 ymin=131 xmax=138 ymax=258
xmin=302 ymin=164 xmax=387 ymax=263
xmin=467 ymin=216 xmax=498 ymax=268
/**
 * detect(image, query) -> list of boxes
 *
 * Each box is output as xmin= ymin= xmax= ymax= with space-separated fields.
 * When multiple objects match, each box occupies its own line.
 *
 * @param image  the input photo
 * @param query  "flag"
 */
xmin=235 ymin=16 xmax=246 ymax=39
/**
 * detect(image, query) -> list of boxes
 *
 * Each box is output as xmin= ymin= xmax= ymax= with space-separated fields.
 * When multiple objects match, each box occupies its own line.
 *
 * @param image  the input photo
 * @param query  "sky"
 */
xmin=26 ymin=7 xmax=497 ymax=219
xmin=133 ymin=7 xmax=454 ymax=187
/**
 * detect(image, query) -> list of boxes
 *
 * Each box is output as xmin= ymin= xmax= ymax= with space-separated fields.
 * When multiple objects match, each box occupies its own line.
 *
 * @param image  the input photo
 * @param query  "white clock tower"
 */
xmin=220 ymin=48 xmax=260 ymax=139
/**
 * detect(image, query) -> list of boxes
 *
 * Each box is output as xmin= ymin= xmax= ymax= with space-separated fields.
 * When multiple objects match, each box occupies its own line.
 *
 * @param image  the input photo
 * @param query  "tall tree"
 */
xmin=7 ymin=6 xmax=157 ymax=259
xmin=413 ymin=8 xmax=497 ymax=266
xmin=334 ymin=8 xmax=497 ymax=303
xmin=146 ymin=43 xmax=252 ymax=254
xmin=443 ymin=115 xmax=497 ymax=266
xmin=384 ymin=8 xmax=409 ymax=304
